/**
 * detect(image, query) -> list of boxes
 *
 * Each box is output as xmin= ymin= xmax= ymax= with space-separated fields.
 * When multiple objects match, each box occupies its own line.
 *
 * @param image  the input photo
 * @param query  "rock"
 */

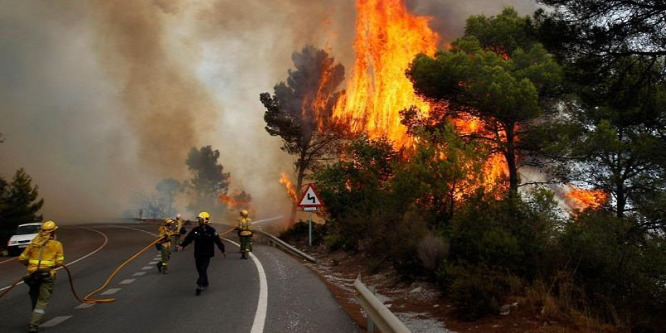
xmin=410 ymin=287 xmax=423 ymax=294
xmin=500 ymin=304 xmax=511 ymax=316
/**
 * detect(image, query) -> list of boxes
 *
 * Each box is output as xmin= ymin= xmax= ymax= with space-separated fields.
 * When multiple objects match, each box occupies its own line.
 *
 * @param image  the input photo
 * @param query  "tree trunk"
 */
xmin=504 ymin=124 xmax=519 ymax=198
xmin=616 ymin=181 xmax=626 ymax=219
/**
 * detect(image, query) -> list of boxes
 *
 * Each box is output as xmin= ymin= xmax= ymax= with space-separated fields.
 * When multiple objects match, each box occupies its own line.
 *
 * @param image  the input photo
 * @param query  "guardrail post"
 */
xmin=353 ymin=273 xmax=411 ymax=333
xmin=367 ymin=283 xmax=376 ymax=333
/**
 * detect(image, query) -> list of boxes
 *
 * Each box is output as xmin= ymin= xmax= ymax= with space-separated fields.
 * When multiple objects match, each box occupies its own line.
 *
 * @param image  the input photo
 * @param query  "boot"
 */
xmin=156 ymin=262 xmax=162 ymax=273
xmin=162 ymin=265 xmax=168 ymax=274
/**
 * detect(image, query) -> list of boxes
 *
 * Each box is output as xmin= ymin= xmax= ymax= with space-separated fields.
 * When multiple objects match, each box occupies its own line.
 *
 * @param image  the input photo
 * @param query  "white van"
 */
xmin=6 ymin=222 xmax=42 ymax=256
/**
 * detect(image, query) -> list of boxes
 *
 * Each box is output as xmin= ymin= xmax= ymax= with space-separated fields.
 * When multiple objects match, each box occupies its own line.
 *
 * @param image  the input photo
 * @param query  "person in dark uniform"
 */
xmin=176 ymin=211 xmax=226 ymax=295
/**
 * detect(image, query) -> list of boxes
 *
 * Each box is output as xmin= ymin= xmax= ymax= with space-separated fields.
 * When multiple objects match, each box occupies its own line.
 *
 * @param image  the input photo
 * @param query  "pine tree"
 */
xmin=0 ymin=168 xmax=44 ymax=245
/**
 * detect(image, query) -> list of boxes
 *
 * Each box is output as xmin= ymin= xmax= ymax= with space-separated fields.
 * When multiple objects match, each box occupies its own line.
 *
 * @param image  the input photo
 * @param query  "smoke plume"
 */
xmin=0 ymin=0 xmax=541 ymax=222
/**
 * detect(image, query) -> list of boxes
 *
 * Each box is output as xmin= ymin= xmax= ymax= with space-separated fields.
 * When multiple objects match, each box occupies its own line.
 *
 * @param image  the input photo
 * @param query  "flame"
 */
xmin=279 ymin=172 xmax=299 ymax=203
xmin=565 ymin=186 xmax=608 ymax=211
xmin=328 ymin=0 xmax=509 ymax=195
xmin=332 ymin=0 xmax=439 ymax=148
xmin=218 ymin=190 xmax=252 ymax=210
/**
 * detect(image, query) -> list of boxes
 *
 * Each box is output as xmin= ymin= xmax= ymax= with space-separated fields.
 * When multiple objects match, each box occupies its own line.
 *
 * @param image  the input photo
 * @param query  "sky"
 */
xmin=0 ymin=0 xmax=539 ymax=223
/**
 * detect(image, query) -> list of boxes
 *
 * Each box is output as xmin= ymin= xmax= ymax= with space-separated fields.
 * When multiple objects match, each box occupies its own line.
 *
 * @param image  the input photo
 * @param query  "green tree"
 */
xmin=314 ymin=136 xmax=398 ymax=251
xmin=185 ymin=146 xmax=230 ymax=216
xmin=407 ymin=7 xmax=562 ymax=197
xmin=156 ymin=178 xmax=181 ymax=217
xmin=536 ymin=0 xmax=666 ymax=61
xmin=393 ymin=123 xmax=488 ymax=229
xmin=535 ymin=2 xmax=666 ymax=224
xmin=0 ymin=168 xmax=44 ymax=245
xmin=260 ymin=45 xmax=345 ymax=223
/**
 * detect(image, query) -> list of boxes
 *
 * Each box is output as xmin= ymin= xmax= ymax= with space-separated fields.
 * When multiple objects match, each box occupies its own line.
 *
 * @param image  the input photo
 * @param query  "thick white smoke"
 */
xmin=0 ymin=0 xmax=539 ymax=223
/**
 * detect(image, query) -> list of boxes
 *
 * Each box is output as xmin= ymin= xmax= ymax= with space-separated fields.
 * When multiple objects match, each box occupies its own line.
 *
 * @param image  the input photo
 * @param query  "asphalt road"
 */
xmin=0 ymin=222 xmax=360 ymax=333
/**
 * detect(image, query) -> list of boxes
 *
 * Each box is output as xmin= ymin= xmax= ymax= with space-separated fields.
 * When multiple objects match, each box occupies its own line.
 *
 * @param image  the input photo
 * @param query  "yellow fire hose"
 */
xmin=0 ymin=236 xmax=164 ymax=304
xmin=1 ymin=226 xmax=240 ymax=304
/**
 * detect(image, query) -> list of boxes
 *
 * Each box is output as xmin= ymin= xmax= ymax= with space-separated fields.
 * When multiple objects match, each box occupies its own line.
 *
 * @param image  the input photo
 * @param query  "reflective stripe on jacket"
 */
xmin=19 ymin=237 xmax=64 ymax=275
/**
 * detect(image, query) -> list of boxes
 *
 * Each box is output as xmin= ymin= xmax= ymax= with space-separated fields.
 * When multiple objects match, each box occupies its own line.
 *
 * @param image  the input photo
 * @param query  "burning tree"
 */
xmin=407 ymin=8 xmax=563 ymax=198
xmin=260 ymin=45 xmax=345 ymax=223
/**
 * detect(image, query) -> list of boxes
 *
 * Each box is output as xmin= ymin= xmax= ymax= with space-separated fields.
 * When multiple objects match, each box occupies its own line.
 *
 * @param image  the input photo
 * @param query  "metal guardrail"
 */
xmin=253 ymin=229 xmax=317 ymax=263
xmin=354 ymin=274 xmax=412 ymax=333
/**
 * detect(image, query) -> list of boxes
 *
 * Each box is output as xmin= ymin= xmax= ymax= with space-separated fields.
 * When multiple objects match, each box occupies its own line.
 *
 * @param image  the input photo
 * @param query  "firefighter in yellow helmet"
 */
xmin=235 ymin=209 xmax=253 ymax=259
xmin=176 ymin=211 xmax=226 ymax=295
xmin=171 ymin=213 xmax=186 ymax=248
xmin=18 ymin=220 xmax=64 ymax=333
xmin=156 ymin=218 xmax=177 ymax=274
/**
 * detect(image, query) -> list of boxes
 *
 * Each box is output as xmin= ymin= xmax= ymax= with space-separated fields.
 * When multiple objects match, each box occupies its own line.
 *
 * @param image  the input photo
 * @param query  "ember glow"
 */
xmin=279 ymin=172 xmax=299 ymax=204
xmin=332 ymin=0 xmax=439 ymax=148
xmin=565 ymin=186 xmax=608 ymax=211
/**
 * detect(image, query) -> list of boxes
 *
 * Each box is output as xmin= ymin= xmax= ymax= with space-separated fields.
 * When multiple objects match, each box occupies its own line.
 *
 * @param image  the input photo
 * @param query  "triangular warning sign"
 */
xmin=298 ymin=184 xmax=322 ymax=207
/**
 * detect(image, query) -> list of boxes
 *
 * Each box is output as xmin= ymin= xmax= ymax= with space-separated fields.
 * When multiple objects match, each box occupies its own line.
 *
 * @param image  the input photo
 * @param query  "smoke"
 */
xmin=0 ymin=0 xmax=542 ymax=223
xmin=408 ymin=0 xmax=540 ymax=43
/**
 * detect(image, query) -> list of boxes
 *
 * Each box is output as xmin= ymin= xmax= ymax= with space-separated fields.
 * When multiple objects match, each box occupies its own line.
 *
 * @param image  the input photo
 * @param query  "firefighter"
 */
xmin=156 ymin=218 xmax=177 ymax=274
xmin=236 ymin=209 xmax=253 ymax=259
xmin=172 ymin=213 xmax=186 ymax=248
xmin=176 ymin=212 xmax=226 ymax=295
xmin=18 ymin=220 xmax=64 ymax=333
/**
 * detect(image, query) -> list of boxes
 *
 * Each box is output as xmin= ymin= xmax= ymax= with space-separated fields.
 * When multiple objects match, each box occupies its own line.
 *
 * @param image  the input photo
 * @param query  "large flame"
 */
xmin=333 ymin=0 xmax=439 ymax=148
xmin=565 ymin=186 xmax=608 ymax=211
xmin=329 ymin=0 xmax=507 ymax=193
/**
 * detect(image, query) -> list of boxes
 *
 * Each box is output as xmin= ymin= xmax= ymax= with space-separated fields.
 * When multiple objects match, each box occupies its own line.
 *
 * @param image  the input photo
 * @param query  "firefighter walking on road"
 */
xmin=236 ymin=209 xmax=253 ymax=259
xmin=172 ymin=213 xmax=186 ymax=248
xmin=157 ymin=218 xmax=177 ymax=274
xmin=176 ymin=211 xmax=226 ymax=295
xmin=18 ymin=220 xmax=64 ymax=333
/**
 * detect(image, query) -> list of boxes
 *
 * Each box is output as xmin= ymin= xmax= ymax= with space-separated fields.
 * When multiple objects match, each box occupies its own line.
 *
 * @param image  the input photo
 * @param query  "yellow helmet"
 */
xmin=164 ymin=218 xmax=174 ymax=225
xmin=198 ymin=211 xmax=211 ymax=224
xmin=41 ymin=220 xmax=58 ymax=232
xmin=240 ymin=209 xmax=249 ymax=218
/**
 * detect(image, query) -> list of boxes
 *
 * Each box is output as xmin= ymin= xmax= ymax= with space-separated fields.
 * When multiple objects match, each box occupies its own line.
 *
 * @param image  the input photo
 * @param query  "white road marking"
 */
xmin=133 ymin=271 xmax=147 ymax=276
xmin=119 ymin=279 xmax=135 ymax=284
xmin=250 ymin=252 xmax=268 ymax=333
xmin=223 ymin=237 xmax=268 ymax=333
xmin=75 ymin=303 xmax=95 ymax=309
xmin=101 ymin=288 xmax=121 ymax=295
xmin=149 ymin=261 xmax=159 ymax=264
xmin=40 ymin=315 xmax=72 ymax=327
xmin=142 ymin=266 xmax=153 ymax=270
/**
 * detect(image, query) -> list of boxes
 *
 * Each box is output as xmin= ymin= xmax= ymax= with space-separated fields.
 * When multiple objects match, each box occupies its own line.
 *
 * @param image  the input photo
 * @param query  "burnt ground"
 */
xmin=291 ymin=245 xmax=617 ymax=333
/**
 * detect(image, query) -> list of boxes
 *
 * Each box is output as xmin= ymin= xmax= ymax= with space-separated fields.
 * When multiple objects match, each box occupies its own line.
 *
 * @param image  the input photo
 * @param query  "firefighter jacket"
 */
xmin=237 ymin=217 xmax=253 ymax=236
xmin=19 ymin=233 xmax=64 ymax=276
xmin=174 ymin=217 xmax=184 ymax=234
xmin=179 ymin=225 xmax=225 ymax=257
xmin=158 ymin=225 xmax=176 ymax=248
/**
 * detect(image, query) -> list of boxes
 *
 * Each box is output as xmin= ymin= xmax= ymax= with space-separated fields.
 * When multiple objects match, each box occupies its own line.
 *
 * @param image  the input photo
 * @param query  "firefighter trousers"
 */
xmin=27 ymin=274 xmax=55 ymax=330
xmin=194 ymin=255 xmax=211 ymax=287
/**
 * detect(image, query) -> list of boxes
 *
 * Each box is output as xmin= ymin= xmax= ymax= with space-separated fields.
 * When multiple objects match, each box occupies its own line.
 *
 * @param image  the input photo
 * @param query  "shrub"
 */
xmin=439 ymin=263 xmax=510 ymax=321
xmin=417 ymin=233 xmax=449 ymax=273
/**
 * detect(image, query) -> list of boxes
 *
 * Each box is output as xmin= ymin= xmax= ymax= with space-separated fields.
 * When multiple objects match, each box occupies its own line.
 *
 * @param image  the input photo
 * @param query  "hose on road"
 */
xmin=0 ymin=236 xmax=165 ymax=304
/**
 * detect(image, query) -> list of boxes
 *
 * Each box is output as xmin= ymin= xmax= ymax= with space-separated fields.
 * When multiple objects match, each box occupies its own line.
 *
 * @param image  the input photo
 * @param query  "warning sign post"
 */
xmin=298 ymin=184 xmax=322 ymax=246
